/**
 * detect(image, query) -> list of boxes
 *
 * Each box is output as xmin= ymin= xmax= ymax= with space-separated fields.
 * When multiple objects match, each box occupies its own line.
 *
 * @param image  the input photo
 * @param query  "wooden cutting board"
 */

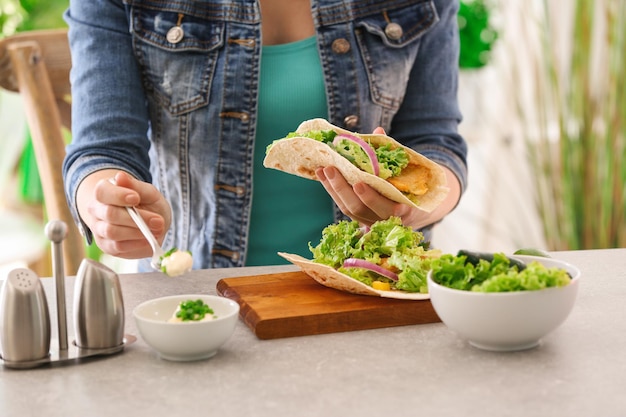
xmin=216 ymin=271 xmax=440 ymax=340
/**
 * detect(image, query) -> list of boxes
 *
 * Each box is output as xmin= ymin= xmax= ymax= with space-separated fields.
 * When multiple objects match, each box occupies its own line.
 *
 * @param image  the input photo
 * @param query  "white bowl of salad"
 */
xmin=427 ymin=253 xmax=580 ymax=352
xmin=133 ymin=294 xmax=239 ymax=361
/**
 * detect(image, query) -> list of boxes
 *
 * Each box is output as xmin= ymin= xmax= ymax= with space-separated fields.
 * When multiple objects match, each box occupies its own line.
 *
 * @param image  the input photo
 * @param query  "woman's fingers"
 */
xmin=351 ymin=182 xmax=397 ymax=219
xmin=317 ymin=166 xmax=367 ymax=221
xmin=113 ymin=171 xmax=172 ymax=236
xmin=84 ymin=171 xmax=169 ymax=259
xmin=317 ymin=166 xmax=385 ymax=225
xmin=317 ymin=165 xmax=426 ymax=228
xmin=316 ymin=126 xmax=398 ymax=224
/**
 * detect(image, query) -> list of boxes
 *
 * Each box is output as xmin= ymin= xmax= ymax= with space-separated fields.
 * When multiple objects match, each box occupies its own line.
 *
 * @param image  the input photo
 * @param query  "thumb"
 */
xmin=111 ymin=171 xmax=137 ymax=188
xmin=110 ymin=171 xmax=142 ymax=206
xmin=393 ymin=204 xmax=411 ymax=218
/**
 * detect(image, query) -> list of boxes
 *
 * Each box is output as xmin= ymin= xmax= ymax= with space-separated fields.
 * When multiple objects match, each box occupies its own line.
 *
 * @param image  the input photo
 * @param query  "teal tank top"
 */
xmin=246 ymin=36 xmax=334 ymax=266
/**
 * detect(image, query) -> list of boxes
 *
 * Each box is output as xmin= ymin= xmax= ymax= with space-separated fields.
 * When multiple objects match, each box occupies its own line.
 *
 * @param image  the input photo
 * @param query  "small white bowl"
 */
xmin=133 ymin=294 xmax=239 ymax=361
xmin=427 ymin=255 xmax=580 ymax=352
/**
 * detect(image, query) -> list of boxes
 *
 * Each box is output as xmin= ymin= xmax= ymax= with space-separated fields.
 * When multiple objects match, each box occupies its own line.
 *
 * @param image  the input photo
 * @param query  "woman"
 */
xmin=63 ymin=0 xmax=468 ymax=270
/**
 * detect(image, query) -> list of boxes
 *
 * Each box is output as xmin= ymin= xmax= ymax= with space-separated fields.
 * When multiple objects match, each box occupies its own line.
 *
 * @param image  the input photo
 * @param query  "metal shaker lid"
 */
xmin=0 ymin=268 xmax=51 ymax=363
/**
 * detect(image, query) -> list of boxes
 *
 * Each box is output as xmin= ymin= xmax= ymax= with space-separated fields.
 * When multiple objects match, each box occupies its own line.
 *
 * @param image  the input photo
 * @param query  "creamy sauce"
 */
xmin=167 ymin=314 xmax=215 ymax=323
xmin=167 ymin=306 xmax=216 ymax=323
xmin=161 ymin=250 xmax=193 ymax=277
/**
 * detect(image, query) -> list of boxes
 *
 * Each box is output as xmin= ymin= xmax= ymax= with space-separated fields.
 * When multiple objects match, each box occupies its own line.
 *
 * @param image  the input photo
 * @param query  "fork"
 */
xmin=108 ymin=178 xmax=166 ymax=270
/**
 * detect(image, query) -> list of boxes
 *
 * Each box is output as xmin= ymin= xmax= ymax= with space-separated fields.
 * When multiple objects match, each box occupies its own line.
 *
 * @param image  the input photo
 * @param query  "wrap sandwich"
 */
xmin=264 ymin=118 xmax=449 ymax=212
xmin=280 ymin=217 xmax=442 ymax=300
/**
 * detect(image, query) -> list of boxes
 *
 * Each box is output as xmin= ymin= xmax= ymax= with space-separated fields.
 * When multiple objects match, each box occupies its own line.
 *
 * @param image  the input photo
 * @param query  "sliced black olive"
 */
xmin=456 ymin=250 xmax=527 ymax=271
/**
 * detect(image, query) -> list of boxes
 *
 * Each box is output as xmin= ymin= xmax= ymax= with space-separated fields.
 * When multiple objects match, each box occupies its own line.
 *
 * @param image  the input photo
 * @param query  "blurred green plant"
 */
xmin=0 ymin=0 xmax=25 ymax=37
xmin=3 ymin=0 xmax=67 ymax=200
xmin=458 ymin=0 xmax=498 ymax=69
xmin=1 ymin=1 xmax=101 ymax=261
xmin=517 ymin=0 xmax=626 ymax=250
xmin=1 ymin=0 xmax=66 ymax=37
xmin=2 ymin=0 xmax=67 ymax=204
xmin=15 ymin=0 xmax=66 ymax=31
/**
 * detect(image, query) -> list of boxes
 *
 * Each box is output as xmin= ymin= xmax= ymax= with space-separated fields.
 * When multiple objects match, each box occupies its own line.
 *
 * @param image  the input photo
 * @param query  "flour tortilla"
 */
xmin=263 ymin=118 xmax=449 ymax=212
xmin=279 ymin=252 xmax=430 ymax=300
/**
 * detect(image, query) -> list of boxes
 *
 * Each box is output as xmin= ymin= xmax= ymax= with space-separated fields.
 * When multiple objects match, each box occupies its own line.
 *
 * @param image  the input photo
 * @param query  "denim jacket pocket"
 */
xmin=128 ymin=2 xmax=224 ymax=115
xmin=354 ymin=0 xmax=439 ymax=111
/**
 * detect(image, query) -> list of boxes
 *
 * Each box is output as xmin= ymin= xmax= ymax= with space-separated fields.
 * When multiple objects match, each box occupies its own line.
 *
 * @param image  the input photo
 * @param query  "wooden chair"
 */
xmin=0 ymin=28 xmax=85 ymax=275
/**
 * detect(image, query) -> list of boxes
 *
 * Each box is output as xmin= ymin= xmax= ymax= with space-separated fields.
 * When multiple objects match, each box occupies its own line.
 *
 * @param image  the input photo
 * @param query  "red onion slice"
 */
xmin=343 ymin=258 xmax=398 ymax=281
xmin=333 ymin=134 xmax=380 ymax=176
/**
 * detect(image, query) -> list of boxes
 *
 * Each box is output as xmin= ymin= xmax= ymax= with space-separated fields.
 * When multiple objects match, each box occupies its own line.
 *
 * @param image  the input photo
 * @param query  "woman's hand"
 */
xmin=76 ymin=170 xmax=172 ymax=259
xmin=316 ymin=127 xmax=461 ymax=229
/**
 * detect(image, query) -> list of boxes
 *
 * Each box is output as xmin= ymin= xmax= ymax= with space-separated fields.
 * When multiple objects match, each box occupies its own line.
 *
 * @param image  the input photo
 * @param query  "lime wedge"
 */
xmin=513 ymin=248 xmax=551 ymax=258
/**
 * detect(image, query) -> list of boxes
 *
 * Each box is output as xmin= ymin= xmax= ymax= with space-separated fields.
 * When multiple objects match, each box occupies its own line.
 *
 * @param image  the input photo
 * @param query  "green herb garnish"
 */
xmin=160 ymin=247 xmax=178 ymax=269
xmin=175 ymin=299 xmax=215 ymax=321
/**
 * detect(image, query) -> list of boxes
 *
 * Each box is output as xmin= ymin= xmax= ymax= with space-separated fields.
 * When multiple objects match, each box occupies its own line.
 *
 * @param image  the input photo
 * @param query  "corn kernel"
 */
xmin=372 ymin=281 xmax=391 ymax=291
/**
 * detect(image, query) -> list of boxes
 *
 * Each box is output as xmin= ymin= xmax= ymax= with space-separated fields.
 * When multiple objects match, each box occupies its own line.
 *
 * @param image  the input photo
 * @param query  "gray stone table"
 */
xmin=1 ymin=249 xmax=625 ymax=417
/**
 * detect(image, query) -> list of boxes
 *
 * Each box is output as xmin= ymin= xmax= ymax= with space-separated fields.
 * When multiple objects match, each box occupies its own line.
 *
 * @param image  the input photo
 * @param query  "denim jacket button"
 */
xmin=166 ymin=26 xmax=185 ymax=44
xmin=343 ymin=115 xmax=359 ymax=129
xmin=331 ymin=38 xmax=350 ymax=54
xmin=384 ymin=23 xmax=403 ymax=40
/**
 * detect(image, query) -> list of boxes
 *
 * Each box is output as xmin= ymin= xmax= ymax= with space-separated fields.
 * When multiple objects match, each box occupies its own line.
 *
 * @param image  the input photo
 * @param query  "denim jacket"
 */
xmin=63 ymin=0 xmax=468 ymax=269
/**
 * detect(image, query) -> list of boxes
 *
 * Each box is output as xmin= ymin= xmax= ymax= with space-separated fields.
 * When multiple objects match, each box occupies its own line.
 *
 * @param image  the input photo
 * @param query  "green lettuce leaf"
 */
xmin=430 ymin=253 xmax=571 ymax=292
xmin=374 ymin=144 xmax=409 ymax=179
xmin=285 ymin=129 xmax=337 ymax=144
xmin=270 ymin=129 xmax=410 ymax=180
xmin=309 ymin=217 xmax=438 ymax=293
